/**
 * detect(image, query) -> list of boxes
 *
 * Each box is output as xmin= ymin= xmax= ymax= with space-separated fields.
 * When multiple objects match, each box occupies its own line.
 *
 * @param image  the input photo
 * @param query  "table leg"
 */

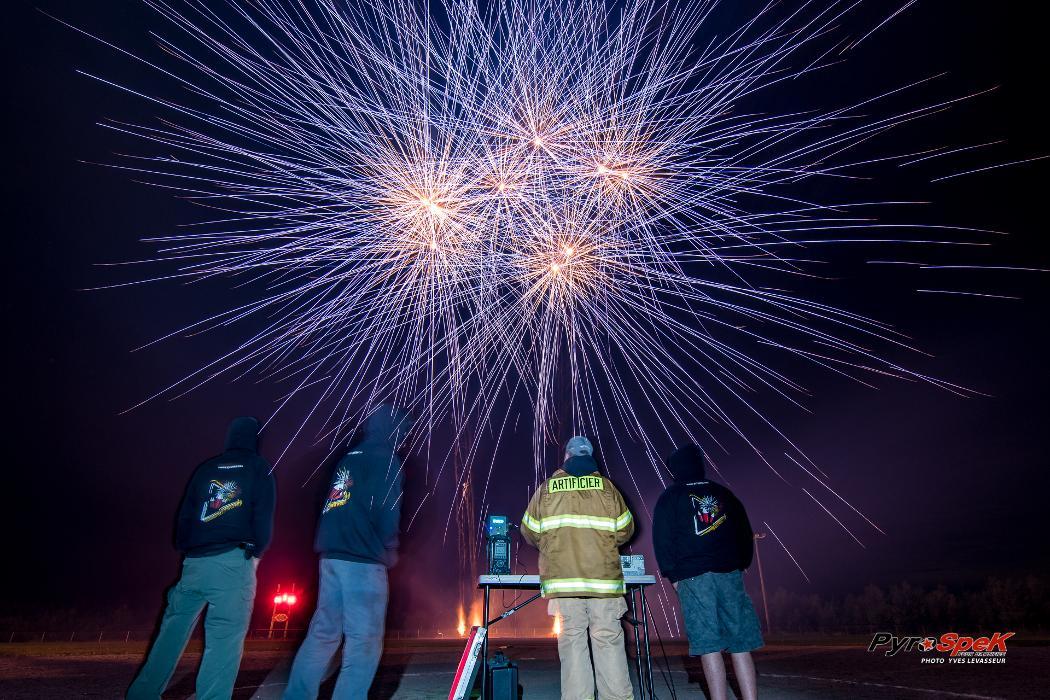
xmin=481 ymin=584 xmax=490 ymax=700
xmin=629 ymin=588 xmax=643 ymax=696
xmin=640 ymin=589 xmax=654 ymax=700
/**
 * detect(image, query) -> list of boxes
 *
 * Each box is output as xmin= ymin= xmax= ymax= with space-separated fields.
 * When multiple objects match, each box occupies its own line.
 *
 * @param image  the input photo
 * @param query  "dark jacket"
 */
xmin=652 ymin=446 xmax=753 ymax=582
xmin=315 ymin=406 xmax=411 ymax=567
xmin=176 ymin=417 xmax=276 ymax=558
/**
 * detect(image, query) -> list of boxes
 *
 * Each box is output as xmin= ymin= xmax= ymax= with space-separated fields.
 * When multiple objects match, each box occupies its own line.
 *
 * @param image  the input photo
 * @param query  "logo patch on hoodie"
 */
xmin=200 ymin=480 xmax=244 ymax=522
xmin=323 ymin=468 xmax=353 ymax=513
xmin=690 ymin=494 xmax=726 ymax=536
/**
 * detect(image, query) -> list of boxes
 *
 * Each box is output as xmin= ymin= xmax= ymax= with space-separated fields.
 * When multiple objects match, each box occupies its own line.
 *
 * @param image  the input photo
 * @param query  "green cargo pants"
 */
xmin=127 ymin=548 xmax=257 ymax=700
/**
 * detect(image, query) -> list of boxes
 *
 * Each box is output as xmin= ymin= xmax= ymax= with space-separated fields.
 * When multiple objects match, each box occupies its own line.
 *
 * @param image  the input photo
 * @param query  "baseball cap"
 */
xmin=564 ymin=435 xmax=594 ymax=457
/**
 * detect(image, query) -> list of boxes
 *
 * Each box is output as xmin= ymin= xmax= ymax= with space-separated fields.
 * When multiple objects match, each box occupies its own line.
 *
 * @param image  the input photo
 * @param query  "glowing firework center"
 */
xmin=88 ymin=0 xmax=981 ymax=478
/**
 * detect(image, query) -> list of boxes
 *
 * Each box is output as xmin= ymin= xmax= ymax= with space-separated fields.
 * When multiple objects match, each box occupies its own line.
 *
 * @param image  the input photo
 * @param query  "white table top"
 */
xmin=479 ymin=574 xmax=656 ymax=586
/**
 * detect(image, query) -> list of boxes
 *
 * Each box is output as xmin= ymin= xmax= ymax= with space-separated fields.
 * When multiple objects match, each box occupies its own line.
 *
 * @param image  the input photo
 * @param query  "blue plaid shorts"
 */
xmin=677 ymin=570 xmax=763 ymax=655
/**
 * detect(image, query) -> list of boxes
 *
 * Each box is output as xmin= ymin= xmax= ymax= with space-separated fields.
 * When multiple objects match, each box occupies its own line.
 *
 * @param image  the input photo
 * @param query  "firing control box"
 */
xmin=620 ymin=554 xmax=645 ymax=576
xmin=486 ymin=514 xmax=512 ymax=575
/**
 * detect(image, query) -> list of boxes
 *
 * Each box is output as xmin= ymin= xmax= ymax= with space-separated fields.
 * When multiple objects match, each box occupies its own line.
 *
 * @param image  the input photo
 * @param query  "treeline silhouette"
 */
xmin=2 ymin=575 xmax=1047 ymax=642
xmin=761 ymin=576 xmax=1049 ymax=634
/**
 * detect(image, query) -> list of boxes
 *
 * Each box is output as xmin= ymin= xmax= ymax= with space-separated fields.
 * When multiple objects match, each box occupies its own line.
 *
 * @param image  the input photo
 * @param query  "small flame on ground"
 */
xmin=553 ymin=614 xmax=562 ymax=636
xmin=457 ymin=605 xmax=466 ymax=637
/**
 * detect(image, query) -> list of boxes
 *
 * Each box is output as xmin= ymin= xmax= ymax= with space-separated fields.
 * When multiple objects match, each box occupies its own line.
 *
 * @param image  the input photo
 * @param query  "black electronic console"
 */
xmin=485 ymin=514 xmax=512 ymax=575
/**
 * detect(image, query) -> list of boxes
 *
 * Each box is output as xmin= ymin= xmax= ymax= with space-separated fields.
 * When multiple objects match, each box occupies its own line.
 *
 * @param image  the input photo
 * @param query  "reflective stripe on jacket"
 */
xmin=521 ymin=466 xmax=634 ymax=598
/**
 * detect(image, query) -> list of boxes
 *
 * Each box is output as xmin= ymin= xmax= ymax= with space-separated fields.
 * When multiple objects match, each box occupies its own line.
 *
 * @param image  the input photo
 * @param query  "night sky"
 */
xmin=4 ymin=0 xmax=1049 ymax=633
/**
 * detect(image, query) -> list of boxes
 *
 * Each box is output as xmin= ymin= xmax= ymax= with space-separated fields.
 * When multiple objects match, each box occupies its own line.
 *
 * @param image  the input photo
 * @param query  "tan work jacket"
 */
xmin=522 ymin=467 xmax=634 ymax=597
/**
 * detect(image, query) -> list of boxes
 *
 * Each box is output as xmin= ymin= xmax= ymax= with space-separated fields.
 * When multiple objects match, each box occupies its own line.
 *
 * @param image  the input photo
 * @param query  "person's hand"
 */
xmin=252 ymin=557 xmax=260 ymax=570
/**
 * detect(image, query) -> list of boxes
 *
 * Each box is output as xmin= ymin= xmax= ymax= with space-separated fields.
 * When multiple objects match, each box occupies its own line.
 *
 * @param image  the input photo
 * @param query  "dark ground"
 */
xmin=1 ymin=637 xmax=1046 ymax=699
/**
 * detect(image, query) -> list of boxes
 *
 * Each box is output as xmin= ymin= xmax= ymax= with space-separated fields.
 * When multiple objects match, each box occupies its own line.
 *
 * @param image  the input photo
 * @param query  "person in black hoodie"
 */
xmin=284 ymin=404 xmax=412 ymax=700
xmin=128 ymin=416 xmax=276 ymax=700
xmin=652 ymin=445 xmax=762 ymax=700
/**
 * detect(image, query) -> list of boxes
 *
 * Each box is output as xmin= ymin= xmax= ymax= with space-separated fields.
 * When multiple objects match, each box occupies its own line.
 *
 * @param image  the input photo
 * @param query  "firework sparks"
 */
xmin=764 ymin=520 xmax=811 ymax=584
xmin=60 ymin=0 xmax=1006 ymax=574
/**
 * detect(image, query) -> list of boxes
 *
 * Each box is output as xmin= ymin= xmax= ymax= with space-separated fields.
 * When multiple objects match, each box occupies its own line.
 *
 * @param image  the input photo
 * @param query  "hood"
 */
xmin=224 ymin=416 xmax=260 ymax=452
xmin=667 ymin=444 xmax=705 ymax=482
xmin=563 ymin=454 xmax=599 ymax=477
xmin=361 ymin=404 xmax=413 ymax=448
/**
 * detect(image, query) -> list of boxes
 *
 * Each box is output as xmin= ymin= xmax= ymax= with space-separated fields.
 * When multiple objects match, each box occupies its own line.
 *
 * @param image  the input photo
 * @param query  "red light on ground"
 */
xmin=271 ymin=586 xmax=299 ymax=610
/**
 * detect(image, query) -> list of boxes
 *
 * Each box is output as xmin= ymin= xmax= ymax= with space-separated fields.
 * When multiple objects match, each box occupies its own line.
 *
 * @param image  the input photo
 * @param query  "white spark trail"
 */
xmin=764 ymin=520 xmax=811 ymax=583
xmin=60 ymin=0 xmax=1009 ymax=557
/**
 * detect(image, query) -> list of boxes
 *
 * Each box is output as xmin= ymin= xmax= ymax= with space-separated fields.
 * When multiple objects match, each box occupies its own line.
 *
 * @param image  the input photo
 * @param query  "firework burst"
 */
xmin=62 ymin=0 xmax=1001 ymax=552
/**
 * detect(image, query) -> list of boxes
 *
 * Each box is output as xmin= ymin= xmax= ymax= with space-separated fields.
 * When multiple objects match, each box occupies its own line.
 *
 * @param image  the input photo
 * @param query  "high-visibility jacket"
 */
xmin=521 ymin=460 xmax=634 ymax=598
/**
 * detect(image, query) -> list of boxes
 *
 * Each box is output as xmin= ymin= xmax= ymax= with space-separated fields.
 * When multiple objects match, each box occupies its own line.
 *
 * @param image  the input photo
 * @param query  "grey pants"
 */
xmin=284 ymin=559 xmax=389 ymax=700
xmin=127 ymin=548 xmax=257 ymax=700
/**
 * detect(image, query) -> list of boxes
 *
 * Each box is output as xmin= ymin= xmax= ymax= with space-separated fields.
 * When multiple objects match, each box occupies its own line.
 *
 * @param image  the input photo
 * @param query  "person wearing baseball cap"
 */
xmin=521 ymin=436 xmax=636 ymax=700
xmin=564 ymin=435 xmax=593 ymax=459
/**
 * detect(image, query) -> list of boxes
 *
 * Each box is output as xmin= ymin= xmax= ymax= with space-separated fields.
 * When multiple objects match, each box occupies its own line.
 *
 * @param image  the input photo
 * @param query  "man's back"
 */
xmin=284 ymin=404 xmax=411 ymax=700
xmin=175 ymin=416 xmax=275 ymax=558
xmin=653 ymin=479 xmax=752 ymax=581
xmin=654 ymin=445 xmax=763 ymax=700
xmin=521 ymin=440 xmax=638 ymax=700
xmin=315 ymin=405 xmax=410 ymax=568
xmin=315 ymin=441 xmax=403 ymax=566
xmin=522 ymin=455 xmax=634 ymax=597
xmin=128 ymin=416 xmax=273 ymax=700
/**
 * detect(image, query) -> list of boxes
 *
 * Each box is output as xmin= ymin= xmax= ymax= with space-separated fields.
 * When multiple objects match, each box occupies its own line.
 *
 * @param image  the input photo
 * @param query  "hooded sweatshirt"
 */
xmin=315 ymin=405 xmax=411 ymax=567
xmin=175 ymin=417 xmax=276 ymax=558
xmin=652 ymin=445 xmax=753 ymax=582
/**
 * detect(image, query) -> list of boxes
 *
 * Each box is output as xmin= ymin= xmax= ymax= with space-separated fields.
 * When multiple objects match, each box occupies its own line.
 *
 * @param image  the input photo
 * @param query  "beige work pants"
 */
xmin=550 ymin=597 xmax=634 ymax=700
